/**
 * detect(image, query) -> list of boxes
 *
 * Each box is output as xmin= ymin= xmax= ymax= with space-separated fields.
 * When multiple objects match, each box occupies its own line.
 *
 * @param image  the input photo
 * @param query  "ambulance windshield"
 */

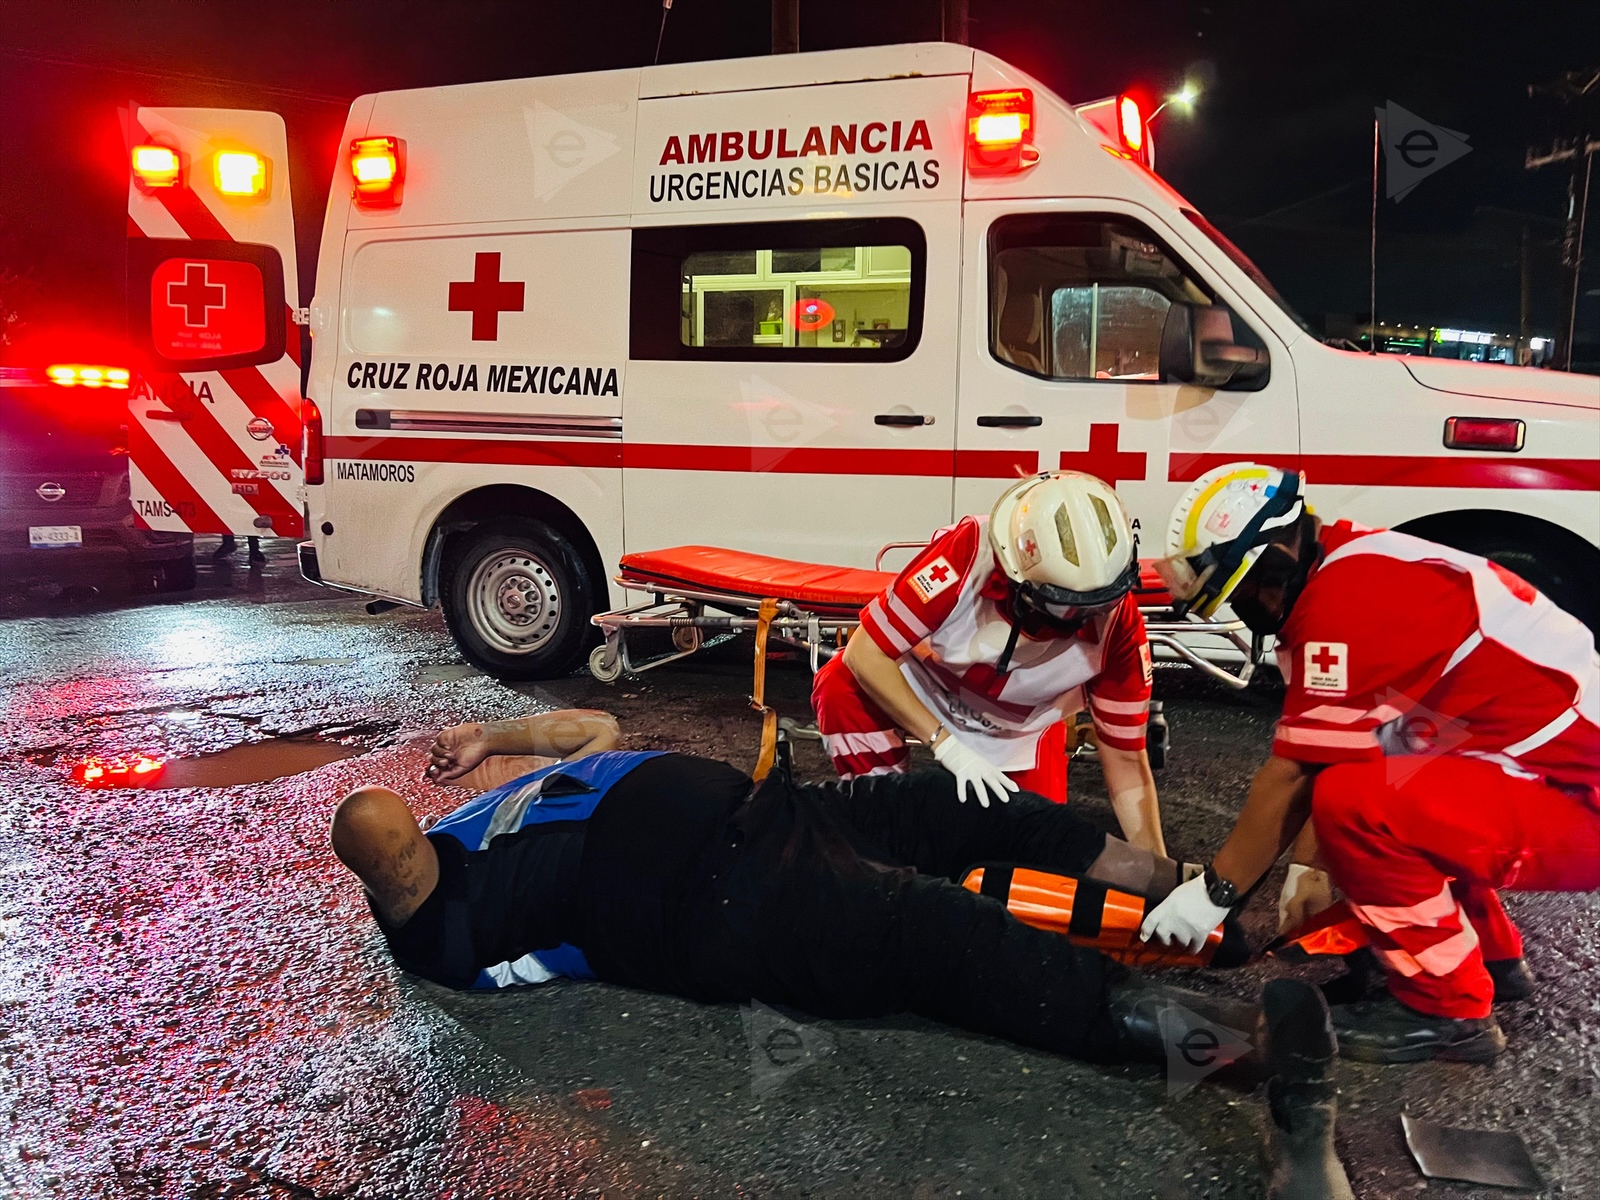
xmin=1179 ymin=209 xmax=1316 ymax=337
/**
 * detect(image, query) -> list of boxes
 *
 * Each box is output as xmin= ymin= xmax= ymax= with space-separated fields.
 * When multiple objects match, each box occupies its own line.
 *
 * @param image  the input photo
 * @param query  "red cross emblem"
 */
xmin=448 ymin=252 xmax=526 ymax=341
xmin=1057 ymin=423 xmax=1147 ymax=484
xmin=167 ymin=263 xmax=227 ymax=327
xmin=1311 ymin=645 xmax=1340 ymax=674
xmin=927 ymin=563 xmax=951 ymax=583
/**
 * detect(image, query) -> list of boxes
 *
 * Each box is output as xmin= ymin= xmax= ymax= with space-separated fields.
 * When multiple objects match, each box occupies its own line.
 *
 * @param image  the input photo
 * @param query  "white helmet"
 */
xmin=988 ymin=471 xmax=1139 ymax=615
xmin=1155 ymin=462 xmax=1308 ymax=618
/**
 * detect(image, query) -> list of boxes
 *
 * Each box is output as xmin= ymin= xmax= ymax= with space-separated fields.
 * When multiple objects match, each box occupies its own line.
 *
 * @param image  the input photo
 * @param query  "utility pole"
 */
xmin=771 ymin=0 xmax=799 ymax=54
xmin=1525 ymin=66 xmax=1598 ymax=370
xmin=942 ymin=0 xmax=969 ymax=44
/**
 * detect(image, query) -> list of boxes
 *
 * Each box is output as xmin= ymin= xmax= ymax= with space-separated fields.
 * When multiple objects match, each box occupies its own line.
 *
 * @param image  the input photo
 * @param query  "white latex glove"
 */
xmin=931 ymin=730 xmax=1018 ymax=808
xmin=1277 ymin=863 xmax=1339 ymax=934
xmin=1138 ymin=872 xmax=1231 ymax=953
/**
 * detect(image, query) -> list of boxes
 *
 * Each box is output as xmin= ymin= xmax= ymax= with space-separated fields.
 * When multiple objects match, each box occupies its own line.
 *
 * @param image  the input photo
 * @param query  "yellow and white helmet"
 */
xmin=1156 ymin=462 xmax=1308 ymax=618
xmin=988 ymin=470 xmax=1139 ymax=614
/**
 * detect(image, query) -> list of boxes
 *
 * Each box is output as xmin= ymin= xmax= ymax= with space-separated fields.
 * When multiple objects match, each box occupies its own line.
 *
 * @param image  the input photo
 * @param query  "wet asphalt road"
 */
xmin=0 ymin=541 xmax=1595 ymax=1199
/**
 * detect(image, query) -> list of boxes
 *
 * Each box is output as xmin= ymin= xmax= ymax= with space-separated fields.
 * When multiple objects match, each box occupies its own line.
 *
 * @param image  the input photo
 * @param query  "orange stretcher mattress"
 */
xmin=619 ymin=545 xmax=1180 ymax=617
xmin=617 ymin=545 xmax=894 ymax=617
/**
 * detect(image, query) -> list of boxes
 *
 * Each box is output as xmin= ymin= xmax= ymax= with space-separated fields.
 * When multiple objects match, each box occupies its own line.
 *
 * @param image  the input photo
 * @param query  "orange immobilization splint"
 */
xmin=961 ymin=864 xmax=1250 ymax=969
xmin=1266 ymin=899 xmax=1371 ymax=961
xmin=750 ymin=596 xmax=781 ymax=782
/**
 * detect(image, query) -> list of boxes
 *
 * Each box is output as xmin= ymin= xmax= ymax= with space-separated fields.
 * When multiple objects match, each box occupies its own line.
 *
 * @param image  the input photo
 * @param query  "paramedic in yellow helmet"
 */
xmin=812 ymin=470 xmax=1166 ymax=854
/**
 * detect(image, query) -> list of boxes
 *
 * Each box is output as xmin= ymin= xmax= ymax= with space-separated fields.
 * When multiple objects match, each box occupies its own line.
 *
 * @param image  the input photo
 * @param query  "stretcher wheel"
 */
xmin=588 ymin=644 xmax=624 ymax=683
xmin=671 ymin=624 xmax=702 ymax=654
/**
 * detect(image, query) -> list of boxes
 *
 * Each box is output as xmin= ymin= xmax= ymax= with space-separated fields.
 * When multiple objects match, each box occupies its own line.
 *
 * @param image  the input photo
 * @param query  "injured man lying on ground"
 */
xmin=332 ymin=710 xmax=1359 ymax=1194
xmin=331 ymin=709 xmax=1251 ymax=1063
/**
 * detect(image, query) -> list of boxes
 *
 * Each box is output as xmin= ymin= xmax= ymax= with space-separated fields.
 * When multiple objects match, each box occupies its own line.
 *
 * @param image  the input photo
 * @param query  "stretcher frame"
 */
xmin=589 ymin=545 xmax=1261 ymax=779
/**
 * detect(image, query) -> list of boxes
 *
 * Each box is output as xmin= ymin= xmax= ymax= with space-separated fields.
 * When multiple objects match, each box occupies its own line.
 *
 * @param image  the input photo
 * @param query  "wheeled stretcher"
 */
xmin=589 ymin=544 xmax=1260 ymax=776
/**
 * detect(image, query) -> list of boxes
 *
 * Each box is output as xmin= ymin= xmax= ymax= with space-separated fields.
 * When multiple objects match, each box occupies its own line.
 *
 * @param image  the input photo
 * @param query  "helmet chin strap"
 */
xmin=997 ymin=583 xmax=1090 ymax=674
xmin=1231 ymin=514 xmax=1323 ymax=636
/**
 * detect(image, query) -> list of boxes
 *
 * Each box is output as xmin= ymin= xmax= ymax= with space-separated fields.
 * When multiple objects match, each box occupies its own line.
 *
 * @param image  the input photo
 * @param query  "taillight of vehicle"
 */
xmin=350 ymin=136 xmax=405 ymax=207
xmin=967 ymin=90 xmax=1036 ymax=174
xmin=1444 ymin=416 xmax=1525 ymax=451
xmin=302 ymin=398 xmax=325 ymax=485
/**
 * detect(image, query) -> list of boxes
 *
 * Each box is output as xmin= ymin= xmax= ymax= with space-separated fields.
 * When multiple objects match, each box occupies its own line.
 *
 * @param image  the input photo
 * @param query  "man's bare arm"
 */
xmin=1097 ymin=744 xmax=1165 ymax=856
xmin=841 ymin=627 xmax=943 ymax=744
xmin=1210 ymin=754 xmax=1318 ymax=893
xmin=428 ymin=710 xmax=620 ymax=784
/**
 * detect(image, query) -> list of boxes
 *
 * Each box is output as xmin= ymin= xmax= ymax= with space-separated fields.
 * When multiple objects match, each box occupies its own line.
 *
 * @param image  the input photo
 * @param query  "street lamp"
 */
xmin=1150 ymin=84 xmax=1200 ymax=122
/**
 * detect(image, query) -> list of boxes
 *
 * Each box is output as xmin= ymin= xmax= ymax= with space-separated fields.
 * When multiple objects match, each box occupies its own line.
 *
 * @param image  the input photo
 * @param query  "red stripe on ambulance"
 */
xmin=127 ymin=421 xmax=227 ymax=533
xmin=1169 ymin=452 xmax=1599 ymax=491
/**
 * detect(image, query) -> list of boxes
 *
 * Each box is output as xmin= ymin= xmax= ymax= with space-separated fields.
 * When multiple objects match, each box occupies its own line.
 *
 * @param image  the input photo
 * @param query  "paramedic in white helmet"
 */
xmin=812 ymin=471 xmax=1165 ymax=854
xmin=1139 ymin=462 xmax=1600 ymax=1064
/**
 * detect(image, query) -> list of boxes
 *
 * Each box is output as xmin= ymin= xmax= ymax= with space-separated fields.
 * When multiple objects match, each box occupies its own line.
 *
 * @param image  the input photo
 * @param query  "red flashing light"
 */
xmin=1117 ymin=94 xmax=1146 ymax=156
xmin=792 ymin=297 xmax=835 ymax=332
xmin=350 ymin=136 xmax=405 ymax=207
xmin=132 ymin=143 xmax=182 ymax=189
xmin=967 ymin=89 xmax=1036 ymax=174
xmin=1444 ymin=416 xmax=1524 ymax=451
xmin=302 ymin=398 xmax=324 ymax=485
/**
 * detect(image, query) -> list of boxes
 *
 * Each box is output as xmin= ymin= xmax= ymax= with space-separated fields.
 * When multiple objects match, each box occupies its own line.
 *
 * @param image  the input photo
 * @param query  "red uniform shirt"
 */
xmin=859 ymin=516 xmax=1153 ymax=770
xmin=1273 ymin=522 xmax=1600 ymax=796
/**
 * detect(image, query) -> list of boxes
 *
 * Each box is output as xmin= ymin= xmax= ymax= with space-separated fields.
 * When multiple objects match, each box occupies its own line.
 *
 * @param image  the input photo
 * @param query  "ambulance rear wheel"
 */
xmin=443 ymin=519 xmax=598 ymax=680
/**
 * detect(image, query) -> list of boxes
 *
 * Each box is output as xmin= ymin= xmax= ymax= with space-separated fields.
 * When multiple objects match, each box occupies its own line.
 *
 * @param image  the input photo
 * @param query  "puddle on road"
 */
xmin=73 ymin=736 xmax=363 ymax=789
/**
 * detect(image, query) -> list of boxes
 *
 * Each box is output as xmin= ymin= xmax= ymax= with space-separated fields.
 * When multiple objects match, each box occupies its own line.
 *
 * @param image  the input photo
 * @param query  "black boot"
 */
xmin=1107 ymin=975 xmax=1259 ymax=1067
xmin=1331 ymin=995 xmax=1505 ymax=1064
xmin=1487 ymin=956 xmax=1535 ymax=1002
xmin=1261 ymin=979 xmax=1354 ymax=1200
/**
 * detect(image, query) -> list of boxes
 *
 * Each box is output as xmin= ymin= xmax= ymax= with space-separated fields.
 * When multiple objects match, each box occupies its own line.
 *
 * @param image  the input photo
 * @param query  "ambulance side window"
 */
xmin=631 ymin=219 xmax=925 ymax=362
xmin=989 ymin=214 xmax=1257 ymax=383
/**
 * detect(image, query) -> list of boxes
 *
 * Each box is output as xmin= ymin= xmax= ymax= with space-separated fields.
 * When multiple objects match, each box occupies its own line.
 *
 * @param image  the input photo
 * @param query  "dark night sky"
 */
xmin=2 ymin=0 xmax=1597 ymax=347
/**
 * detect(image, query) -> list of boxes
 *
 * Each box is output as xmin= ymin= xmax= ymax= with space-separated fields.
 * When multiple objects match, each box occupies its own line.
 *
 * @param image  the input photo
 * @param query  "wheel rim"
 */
xmin=466 ymin=548 xmax=562 ymax=655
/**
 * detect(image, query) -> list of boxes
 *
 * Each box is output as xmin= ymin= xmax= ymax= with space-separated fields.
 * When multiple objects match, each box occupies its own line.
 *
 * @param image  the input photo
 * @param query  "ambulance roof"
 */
xmin=639 ymin=42 xmax=975 ymax=97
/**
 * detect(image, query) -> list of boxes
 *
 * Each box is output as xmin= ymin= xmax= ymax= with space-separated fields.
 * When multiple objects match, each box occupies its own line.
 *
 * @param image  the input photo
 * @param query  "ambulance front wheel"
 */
xmin=442 ymin=518 xmax=599 ymax=681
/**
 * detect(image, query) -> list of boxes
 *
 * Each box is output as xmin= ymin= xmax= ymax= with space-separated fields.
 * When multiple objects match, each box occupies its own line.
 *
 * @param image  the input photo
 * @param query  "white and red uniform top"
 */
xmin=1272 ymin=522 xmax=1600 ymax=798
xmin=859 ymin=516 xmax=1153 ymax=771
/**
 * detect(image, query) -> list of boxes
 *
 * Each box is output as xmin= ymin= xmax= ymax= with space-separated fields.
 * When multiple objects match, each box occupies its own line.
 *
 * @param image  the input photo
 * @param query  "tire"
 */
xmin=442 ymin=518 xmax=599 ymax=680
xmin=1456 ymin=533 xmax=1599 ymax=635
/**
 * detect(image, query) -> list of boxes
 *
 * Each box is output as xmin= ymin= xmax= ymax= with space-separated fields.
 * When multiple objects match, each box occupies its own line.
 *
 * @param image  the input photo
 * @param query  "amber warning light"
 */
xmin=47 ymin=364 xmax=131 ymax=389
xmin=967 ymin=90 xmax=1036 ymax=173
xmin=214 ymin=150 xmax=268 ymax=197
xmin=350 ymin=136 xmax=405 ymax=206
xmin=132 ymin=144 xmax=181 ymax=189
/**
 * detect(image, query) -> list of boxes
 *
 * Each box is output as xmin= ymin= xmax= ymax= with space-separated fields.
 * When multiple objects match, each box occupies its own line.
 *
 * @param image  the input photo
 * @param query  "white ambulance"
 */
xmin=123 ymin=42 xmax=1599 ymax=679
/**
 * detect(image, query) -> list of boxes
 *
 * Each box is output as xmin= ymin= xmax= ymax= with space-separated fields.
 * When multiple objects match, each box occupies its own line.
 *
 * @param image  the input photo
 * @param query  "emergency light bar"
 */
xmin=131 ymin=144 xmax=182 ymax=189
xmin=46 ymin=364 xmax=131 ymax=389
xmin=1074 ymin=92 xmax=1153 ymax=169
xmin=214 ymin=150 xmax=268 ymax=197
xmin=1117 ymin=95 xmax=1145 ymax=155
xmin=967 ymin=90 xmax=1036 ymax=174
xmin=350 ymin=136 xmax=405 ymax=207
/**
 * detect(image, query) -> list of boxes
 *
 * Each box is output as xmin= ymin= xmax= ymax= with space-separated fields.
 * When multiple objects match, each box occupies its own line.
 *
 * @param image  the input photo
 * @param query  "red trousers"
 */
xmin=811 ymin=653 xmax=1069 ymax=802
xmin=1312 ymin=755 xmax=1600 ymax=1019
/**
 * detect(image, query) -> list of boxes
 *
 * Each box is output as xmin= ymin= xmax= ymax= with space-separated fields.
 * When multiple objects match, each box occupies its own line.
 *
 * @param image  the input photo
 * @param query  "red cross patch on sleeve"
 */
xmin=1304 ymin=642 xmax=1349 ymax=694
xmin=909 ymin=557 xmax=958 ymax=603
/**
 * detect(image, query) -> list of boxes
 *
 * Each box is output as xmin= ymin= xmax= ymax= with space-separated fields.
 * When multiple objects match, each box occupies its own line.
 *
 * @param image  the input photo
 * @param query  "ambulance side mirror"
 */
xmin=1160 ymin=302 xmax=1268 ymax=388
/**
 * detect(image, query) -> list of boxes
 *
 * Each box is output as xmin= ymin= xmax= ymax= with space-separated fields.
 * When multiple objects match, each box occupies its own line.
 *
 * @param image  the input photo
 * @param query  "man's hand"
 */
xmin=427 ymin=722 xmax=495 ymax=783
xmin=932 ymin=731 xmax=1018 ymax=808
xmin=1278 ymin=863 xmax=1339 ymax=934
xmin=1138 ymin=873 xmax=1231 ymax=953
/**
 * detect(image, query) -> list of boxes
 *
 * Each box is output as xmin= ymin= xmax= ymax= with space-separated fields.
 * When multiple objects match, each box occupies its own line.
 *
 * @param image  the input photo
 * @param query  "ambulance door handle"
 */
xmin=875 ymin=413 xmax=934 ymax=427
xmin=977 ymin=414 xmax=1042 ymax=428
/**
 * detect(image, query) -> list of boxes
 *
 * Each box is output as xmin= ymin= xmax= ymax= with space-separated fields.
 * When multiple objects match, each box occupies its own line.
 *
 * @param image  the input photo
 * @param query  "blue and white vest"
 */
xmin=427 ymin=749 xmax=664 ymax=990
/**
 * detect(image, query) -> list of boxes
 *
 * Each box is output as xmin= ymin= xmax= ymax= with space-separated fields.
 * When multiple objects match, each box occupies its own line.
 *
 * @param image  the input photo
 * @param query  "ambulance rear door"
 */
xmin=624 ymin=67 xmax=970 ymax=567
xmin=123 ymin=105 xmax=305 ymax=539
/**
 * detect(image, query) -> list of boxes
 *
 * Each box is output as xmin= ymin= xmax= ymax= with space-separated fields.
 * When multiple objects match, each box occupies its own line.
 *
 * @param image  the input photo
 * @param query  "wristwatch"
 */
xmin=1202 ymin=864 xmax=1240 ymax=909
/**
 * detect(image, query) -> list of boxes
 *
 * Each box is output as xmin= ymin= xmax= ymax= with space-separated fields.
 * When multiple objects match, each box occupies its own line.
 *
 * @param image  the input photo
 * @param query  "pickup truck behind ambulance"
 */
xmin=122 ymin=42 xmax=1600 ymax=679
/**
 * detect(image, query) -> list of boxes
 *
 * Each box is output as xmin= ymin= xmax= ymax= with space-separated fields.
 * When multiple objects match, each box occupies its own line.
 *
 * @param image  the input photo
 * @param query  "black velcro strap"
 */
xmin=979 ymin=863 xmax=1013 ymax=902
xmin=1068 ymin=878 xmax=1109 ymax=940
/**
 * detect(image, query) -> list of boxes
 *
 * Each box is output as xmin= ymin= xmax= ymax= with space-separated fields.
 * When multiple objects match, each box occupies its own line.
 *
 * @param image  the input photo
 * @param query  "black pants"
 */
xmin=672 ymin=770 xmax=1125 ymax=1062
